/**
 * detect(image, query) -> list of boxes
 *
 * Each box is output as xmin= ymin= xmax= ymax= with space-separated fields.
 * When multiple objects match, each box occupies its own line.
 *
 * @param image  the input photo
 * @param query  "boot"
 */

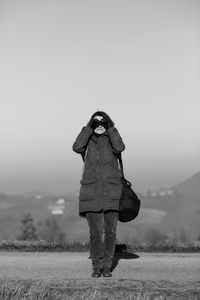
xmin=91 ymin=268 xmax=102 ymax=278
xmin=102 ymin=267 xmax=112 ymax=277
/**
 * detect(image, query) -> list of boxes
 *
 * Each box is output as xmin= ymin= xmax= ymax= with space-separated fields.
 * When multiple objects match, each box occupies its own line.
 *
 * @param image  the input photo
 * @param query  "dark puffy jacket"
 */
xmin=73 ymin=126 xmax=125 ymax=216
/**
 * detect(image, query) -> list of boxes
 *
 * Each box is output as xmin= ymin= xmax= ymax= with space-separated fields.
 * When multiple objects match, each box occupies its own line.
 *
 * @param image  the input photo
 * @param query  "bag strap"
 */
xmin=81 ymin=145 xmax=89 ymax=162
xmin=117 ymin=152 xmax=125 ymax=179
xmin=81 ymin=151 xmax=85 ymax=162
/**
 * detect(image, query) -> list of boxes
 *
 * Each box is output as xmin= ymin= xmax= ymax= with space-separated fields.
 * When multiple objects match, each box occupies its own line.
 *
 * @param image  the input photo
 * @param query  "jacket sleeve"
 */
xmin=107 ymin=127 xmax=125 ymax=154
xmin=72 ymin=126 xmax=93 ymax=154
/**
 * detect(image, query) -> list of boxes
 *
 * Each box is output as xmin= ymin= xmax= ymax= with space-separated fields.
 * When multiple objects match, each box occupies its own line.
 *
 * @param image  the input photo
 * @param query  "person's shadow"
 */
xmin=88 ymin=244 xmax=139 ymax=272
xmin=110 ymin=244 xmax=139 ymax=272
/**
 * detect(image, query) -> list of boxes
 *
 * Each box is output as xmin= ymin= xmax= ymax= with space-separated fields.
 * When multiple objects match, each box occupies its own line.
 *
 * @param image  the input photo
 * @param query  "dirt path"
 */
xmin=0 ymin=252 xmax=199 ymax=299
xmin=0 ymin=252 xmax=199 ymax=282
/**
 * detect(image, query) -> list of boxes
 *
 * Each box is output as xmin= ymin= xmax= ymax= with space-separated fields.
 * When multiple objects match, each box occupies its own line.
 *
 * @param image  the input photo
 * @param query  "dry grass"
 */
xmin=0 ymin=240 xmax=89 ymax=252
xmin=0 ymin=279 xmax=199 ymax=300
xmin=0 ymin=240 xmax=200 ymax=253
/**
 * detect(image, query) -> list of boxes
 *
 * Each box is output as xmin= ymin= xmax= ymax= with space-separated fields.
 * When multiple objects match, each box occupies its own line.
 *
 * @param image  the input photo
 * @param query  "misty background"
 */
xmin=0 ymin=0 xmax=200 ymax=245
xmin=1 ymin=0 xmax=199 ymax=195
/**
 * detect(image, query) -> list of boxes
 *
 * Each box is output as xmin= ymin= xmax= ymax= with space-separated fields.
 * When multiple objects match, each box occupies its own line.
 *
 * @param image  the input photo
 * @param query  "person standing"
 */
xmin=72 ymin=111 xmax=125 ymax=278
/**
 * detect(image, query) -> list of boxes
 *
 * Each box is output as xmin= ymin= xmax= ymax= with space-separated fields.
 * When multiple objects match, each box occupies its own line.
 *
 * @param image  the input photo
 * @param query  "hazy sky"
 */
xmin=0 ymin=0 xmax=199 ymax=194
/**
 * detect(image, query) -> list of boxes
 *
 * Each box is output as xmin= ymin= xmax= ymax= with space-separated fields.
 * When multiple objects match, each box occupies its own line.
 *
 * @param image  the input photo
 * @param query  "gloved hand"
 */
xmin=106 ymin=119 xmax=113 ymax=129
xmin=88 ymin=118 xmax=111 ymax=131
xmin=87 ymin=118 xmax=98 ymax=130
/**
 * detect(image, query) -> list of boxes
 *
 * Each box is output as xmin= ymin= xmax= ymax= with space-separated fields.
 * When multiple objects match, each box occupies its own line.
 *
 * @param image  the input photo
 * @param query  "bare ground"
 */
xmin=0 ymin=252 xmax=200 ymax=299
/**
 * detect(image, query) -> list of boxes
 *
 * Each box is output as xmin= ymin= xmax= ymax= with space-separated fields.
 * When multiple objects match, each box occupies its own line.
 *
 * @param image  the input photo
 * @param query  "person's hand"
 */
xmin=87 ymin=118 xmax=97 ymax=130
xmin=88 ymin=117 xmax=112 ymax=131
xmin=106 ymin=119 xmax=113 ymax=129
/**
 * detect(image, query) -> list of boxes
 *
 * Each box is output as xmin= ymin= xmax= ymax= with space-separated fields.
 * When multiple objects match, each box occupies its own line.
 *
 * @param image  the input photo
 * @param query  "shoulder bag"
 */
xmin=117 ymin=153 xmax=141 ymax=222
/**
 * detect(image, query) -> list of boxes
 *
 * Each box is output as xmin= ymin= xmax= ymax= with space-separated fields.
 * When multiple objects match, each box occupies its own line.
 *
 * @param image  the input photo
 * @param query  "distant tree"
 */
xmin=18 ymin=213 xmax=38 ymax=241
xmin=38 ymin=216 xmax=66 ymax=242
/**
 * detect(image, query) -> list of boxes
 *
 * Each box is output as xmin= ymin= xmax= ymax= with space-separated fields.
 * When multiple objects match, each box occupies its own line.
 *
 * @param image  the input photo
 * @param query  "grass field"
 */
xmin=0 ymin=250 xmax=199 ymax=299
xmin=0 ymin=278 xmax=199 ymax=300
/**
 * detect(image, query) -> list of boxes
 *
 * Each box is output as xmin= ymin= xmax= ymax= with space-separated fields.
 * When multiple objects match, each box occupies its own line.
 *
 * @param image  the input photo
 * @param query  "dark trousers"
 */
xmin=86 ymin=210 xmax=118 ymax=270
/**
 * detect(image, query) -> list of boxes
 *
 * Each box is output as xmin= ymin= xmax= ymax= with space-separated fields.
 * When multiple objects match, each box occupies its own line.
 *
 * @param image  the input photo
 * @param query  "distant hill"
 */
xmin=128 ymin=171 xmax=200 ymax=241
xmin=172 ymin=171 xmax=200 ymax=197
xmin=0 ymin=171 xmax=199 ymax=242
xmin=160 ymin=171 xmax=200 ymax=240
